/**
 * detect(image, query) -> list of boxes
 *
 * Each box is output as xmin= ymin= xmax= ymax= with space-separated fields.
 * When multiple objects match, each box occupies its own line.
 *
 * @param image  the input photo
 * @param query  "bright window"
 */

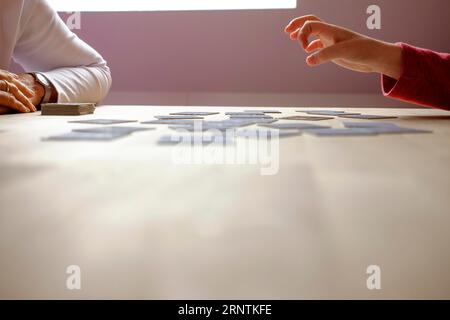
xmin=47 ymin=0 xmax=297 ymax=12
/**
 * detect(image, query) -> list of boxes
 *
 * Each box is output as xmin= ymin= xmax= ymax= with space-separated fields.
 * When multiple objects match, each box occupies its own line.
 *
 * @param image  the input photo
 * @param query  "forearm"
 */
xmin=373 ymin=41 xmax=403 ymax=80
xmin=43 ymin=65 xmax=112 ymax=103
xmin=14 ymin=0 xmax=112 ymax=104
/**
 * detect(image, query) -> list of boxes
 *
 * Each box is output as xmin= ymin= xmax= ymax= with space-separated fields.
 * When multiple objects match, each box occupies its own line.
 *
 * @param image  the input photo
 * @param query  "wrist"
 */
xmin=27 ymin=73 xmax=58 ymax=107
xmin=32 ymin=77 xmax=46 ymax=105
xmin=18 ymin=73 xmax=45 ymax=106
xmin=376 ymin=42 xmax=403 ymax=80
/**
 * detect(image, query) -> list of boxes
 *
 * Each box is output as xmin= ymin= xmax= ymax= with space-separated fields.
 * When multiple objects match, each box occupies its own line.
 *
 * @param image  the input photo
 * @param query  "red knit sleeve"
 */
xmin=382 ymin=43 xmax=450 ymax=110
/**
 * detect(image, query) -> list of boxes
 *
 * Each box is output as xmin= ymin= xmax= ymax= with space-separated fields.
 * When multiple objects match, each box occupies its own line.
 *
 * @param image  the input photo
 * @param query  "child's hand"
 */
xmin=284 ymin=15 xmax=403 ymax=80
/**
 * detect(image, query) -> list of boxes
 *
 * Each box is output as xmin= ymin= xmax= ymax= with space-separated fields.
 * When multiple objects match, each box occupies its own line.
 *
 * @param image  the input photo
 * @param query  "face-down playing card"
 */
xmin=141 ymin=119 xmax=203 ymax=125
xmin=343 ymin=122 xmax=432 ymax=134
xmin=338 ymin=114 xmax=398 ymax=120
xmin=169 ymin=112 xmax=219 ymax=116
xmin=304 ymin=128 xmax=378 ymax=136
xmin=280 ymin=115 xmax=334 ymax=121
xmin=73 ymin=126 xmax=155 ymax=135
xmin=155 ymin=115 xmax=204 ymax=120
xmin=259 ymin=123 xmax=331 ymax=130
xmin=43 ymin=131 xmax=129 ymax=141
xmin=157 ymin=133 xmax=232 ymax=145
xmin=68 ymin=119 xmax=138 ymax=125
xmin=244 ymin=110 xmax=282 ymax=114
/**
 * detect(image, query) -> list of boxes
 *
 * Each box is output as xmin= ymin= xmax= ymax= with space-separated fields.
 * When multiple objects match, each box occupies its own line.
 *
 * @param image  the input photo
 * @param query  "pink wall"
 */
xmin=66 ymin=0 xmax=449 ymax=100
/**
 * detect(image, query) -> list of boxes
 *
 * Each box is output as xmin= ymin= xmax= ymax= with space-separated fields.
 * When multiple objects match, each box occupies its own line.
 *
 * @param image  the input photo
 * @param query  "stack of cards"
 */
xmin=41 ymin=103 xmax=95 ymax=116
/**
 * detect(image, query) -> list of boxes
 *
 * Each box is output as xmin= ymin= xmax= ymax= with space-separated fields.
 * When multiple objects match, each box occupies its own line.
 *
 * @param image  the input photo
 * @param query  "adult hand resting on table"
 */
xmin=0 ymin=0 xmax=112 ymax=115
xmin=0 ymin=69 xmax=38 ymax=114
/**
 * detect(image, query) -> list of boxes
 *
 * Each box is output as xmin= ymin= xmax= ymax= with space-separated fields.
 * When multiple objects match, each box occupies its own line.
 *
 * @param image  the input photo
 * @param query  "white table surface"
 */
xmin=0 ymin=105 xmax=449 ymax=299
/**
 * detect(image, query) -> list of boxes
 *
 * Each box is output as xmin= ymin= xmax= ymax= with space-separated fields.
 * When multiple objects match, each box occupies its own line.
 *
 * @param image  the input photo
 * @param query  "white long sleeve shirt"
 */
xmin=0 ymin=0 xmax=112 ymax=103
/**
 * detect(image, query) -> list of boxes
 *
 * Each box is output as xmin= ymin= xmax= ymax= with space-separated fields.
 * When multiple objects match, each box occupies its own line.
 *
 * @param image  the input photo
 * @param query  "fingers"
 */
xmin=284 ymin=15 xmax=322 ymax=34
xmin=0 ymin=91 xmax=31 ymax=113
xmin=306 ymin=42 xmax=348 ymax=66
xmin=0 ymin=80 xmax=35 ymax=112
xmin=298 ymin=21 xmax=340 ymax=49
xmin=305 ymin=39 xmax=324 ymax=53
xmin=11 ymin=78 xmax=34 ymax=98
xmin=0 ymin=71 xmax=34 ymax=98
xmin=0 ymin=70 xmax=18 ymax=80
xmin=7 ymin=82 xmax=36 ymax=111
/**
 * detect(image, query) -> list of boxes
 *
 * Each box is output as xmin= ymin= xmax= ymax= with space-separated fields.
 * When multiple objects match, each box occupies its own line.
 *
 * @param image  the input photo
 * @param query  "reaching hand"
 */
xmin=284 ymin=15 xmax=403 ymax=80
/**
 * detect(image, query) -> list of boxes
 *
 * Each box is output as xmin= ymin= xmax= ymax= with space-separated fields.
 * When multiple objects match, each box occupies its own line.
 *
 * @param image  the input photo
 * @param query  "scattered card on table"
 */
xmin=199 ymin=120 xmax=256 ymax=130
xmin=141 ymin=119 xmax=202 ymax=125
xmin=69 ymin=119 xmax=138 ymax=125
xmin=229 ymin=115 xmax=274 ymax=119
xmin=236 ymin=129 xmax=302 ymax=139
xmin=343 ymin=122 xmax=432 ymax=134
xmin=305 ymin=128 xmax=378 ymax=136
xmin=43 ymin=131 xmax=128 ymax=141
xmin=339 ymin=114 xmax=398 ymax=120
xmin=157 ymin=134 xmax=214 ymax=145
xmin=169 ymin=112 xmax=219 ymax=116
xmin=308 ymin=111 xmax=361 ymax=116
xmin=155 ymin=115 xmax=204 ymax=120
xmin=73 ymin=126 xmax=155 ymax=135
xmin=247 ymin=118 xmax=278 ymax=124
xmin=259 ymin=123 xmax=331 ymax=130
xmin=225 ymin=112 xmax=266 ymax=116
xmin=280 ymin=116 xmax=334 ymax=121
xmin=343 ymin=122 xmax=400 ymax=128
xmin=297 ymin=110 xmax=346 ymax=115
xmin=244 ymin=110 xmax=282 ymax=114
xmin=364 ymin=127 xmax=432 ymax=135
